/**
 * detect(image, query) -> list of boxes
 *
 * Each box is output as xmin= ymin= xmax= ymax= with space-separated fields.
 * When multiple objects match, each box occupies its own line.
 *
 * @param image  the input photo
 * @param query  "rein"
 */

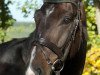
xmin=33 ymin=1 xmax=82 ymax=75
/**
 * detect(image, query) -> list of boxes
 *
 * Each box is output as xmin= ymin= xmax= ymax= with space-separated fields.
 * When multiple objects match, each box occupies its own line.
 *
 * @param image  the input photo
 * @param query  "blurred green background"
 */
xmin=0 ymin=0 xmax=100 ymax=75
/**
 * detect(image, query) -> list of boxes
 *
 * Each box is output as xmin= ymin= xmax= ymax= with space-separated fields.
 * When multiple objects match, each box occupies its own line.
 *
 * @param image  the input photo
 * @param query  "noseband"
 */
xmin=33 ymin=1 xmax=82 ymax=75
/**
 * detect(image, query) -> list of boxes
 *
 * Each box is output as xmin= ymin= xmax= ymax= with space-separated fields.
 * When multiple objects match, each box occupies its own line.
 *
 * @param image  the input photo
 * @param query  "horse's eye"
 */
xmin=64 ymin=16 xmax=71 ymax=23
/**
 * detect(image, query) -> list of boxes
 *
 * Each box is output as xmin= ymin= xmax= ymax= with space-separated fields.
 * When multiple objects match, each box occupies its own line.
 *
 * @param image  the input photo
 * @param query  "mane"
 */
xmin=80 ymin=2 xmax=86 ymax=27
xmin=0 ymin=30 xmax=36 ymax=55
xmin=0 ymin=38 xmax=26 ymax=49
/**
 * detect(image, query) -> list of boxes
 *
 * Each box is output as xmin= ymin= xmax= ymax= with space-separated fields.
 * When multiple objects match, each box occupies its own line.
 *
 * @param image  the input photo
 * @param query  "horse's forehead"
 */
xmin=45 ymin=3 xmax=73 ymax=14
xmin=45 ymin=4 xmax=63 ymax=17
xmin=46 ymin=5 xmax=55 ymax=17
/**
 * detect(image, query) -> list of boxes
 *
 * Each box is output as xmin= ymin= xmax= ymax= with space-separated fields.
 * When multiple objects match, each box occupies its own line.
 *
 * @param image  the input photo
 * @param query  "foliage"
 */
xmin=83 ymin=46 xmax=100 ymax=75
xmin=83 ymin=0 xmax=100 ymax=47
xmin=82 ymin=0 xmax=100 ymax=75
xmin=94 ymin=0 xmax=100 ymax=7
xmin=0 ymin=0 xmax=40 ymax=42
xmin=16 ymin=0 xmax=41 ymax=17
xmin=0 ymin=0 xmax=15 ymax=42
xmin=0 ymin=28 xmax=6 ymax=43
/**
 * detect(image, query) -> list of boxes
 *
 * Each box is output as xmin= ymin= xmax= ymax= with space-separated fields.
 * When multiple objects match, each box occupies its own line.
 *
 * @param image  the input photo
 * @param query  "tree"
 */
xmin=0 ymin=0 xmax=40 ymax=43
xmin=94 ymin=0 xmax=100 ymax=34
xmin=0 ymin=0 xmax=15 ymax=43
xmin=16 ymin=0 xmax=41 ymax=17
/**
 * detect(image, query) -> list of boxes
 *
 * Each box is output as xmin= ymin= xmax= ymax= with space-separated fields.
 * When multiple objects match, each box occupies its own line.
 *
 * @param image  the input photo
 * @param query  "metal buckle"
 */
xmin=51 ymin=59 xmax=64 ymax=72
xmin=39 ymin=38 xmax=45 ymax=44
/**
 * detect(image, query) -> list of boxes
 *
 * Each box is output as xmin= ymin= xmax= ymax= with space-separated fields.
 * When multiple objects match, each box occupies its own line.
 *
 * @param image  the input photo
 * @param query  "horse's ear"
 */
xmin=80 ymin=2 xmax=88 ymax=40
xmin=80 ymin=2 xmax=86 ymax=25
xmin=34 ymin=3 xmax=47 ymax=28
xmin=34 ymin=9 xmax=43 ymax=26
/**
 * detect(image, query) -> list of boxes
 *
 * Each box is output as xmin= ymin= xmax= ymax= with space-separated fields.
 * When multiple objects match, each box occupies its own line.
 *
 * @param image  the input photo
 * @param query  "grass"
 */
xmin=4 ymin=24 xmax=35 ymax=42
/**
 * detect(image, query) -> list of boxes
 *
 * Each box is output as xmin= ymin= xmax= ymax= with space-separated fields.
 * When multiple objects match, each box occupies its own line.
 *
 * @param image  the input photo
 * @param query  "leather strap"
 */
xmin=34 ymin=38 xmax=63 ymax=59
xmin=44 ymin=0 xmax=78 ymax=7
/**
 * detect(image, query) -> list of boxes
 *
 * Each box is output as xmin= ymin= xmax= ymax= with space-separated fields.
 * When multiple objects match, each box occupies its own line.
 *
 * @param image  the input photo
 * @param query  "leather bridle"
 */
xmin=33 ymin=1 xmax=82 ymax=75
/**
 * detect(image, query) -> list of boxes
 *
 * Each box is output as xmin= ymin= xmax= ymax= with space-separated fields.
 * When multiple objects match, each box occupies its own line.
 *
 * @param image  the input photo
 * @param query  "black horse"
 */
xmin=0 ymin=0 xmax=87 ymax=75
xmin=25 ymin=0 xmax=87 ymax=75
xmin=0 ymin=31 xmax=36 ymax=75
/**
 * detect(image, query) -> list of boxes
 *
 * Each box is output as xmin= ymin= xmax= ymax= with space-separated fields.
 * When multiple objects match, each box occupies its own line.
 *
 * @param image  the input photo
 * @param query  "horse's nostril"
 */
xmin=36 ymin=68 xmax=42 ymax=75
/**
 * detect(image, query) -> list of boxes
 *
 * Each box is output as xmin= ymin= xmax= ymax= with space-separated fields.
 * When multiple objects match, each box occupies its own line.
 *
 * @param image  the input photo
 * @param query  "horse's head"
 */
xmin=26 ymin=0 xmax=86 ymax=75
